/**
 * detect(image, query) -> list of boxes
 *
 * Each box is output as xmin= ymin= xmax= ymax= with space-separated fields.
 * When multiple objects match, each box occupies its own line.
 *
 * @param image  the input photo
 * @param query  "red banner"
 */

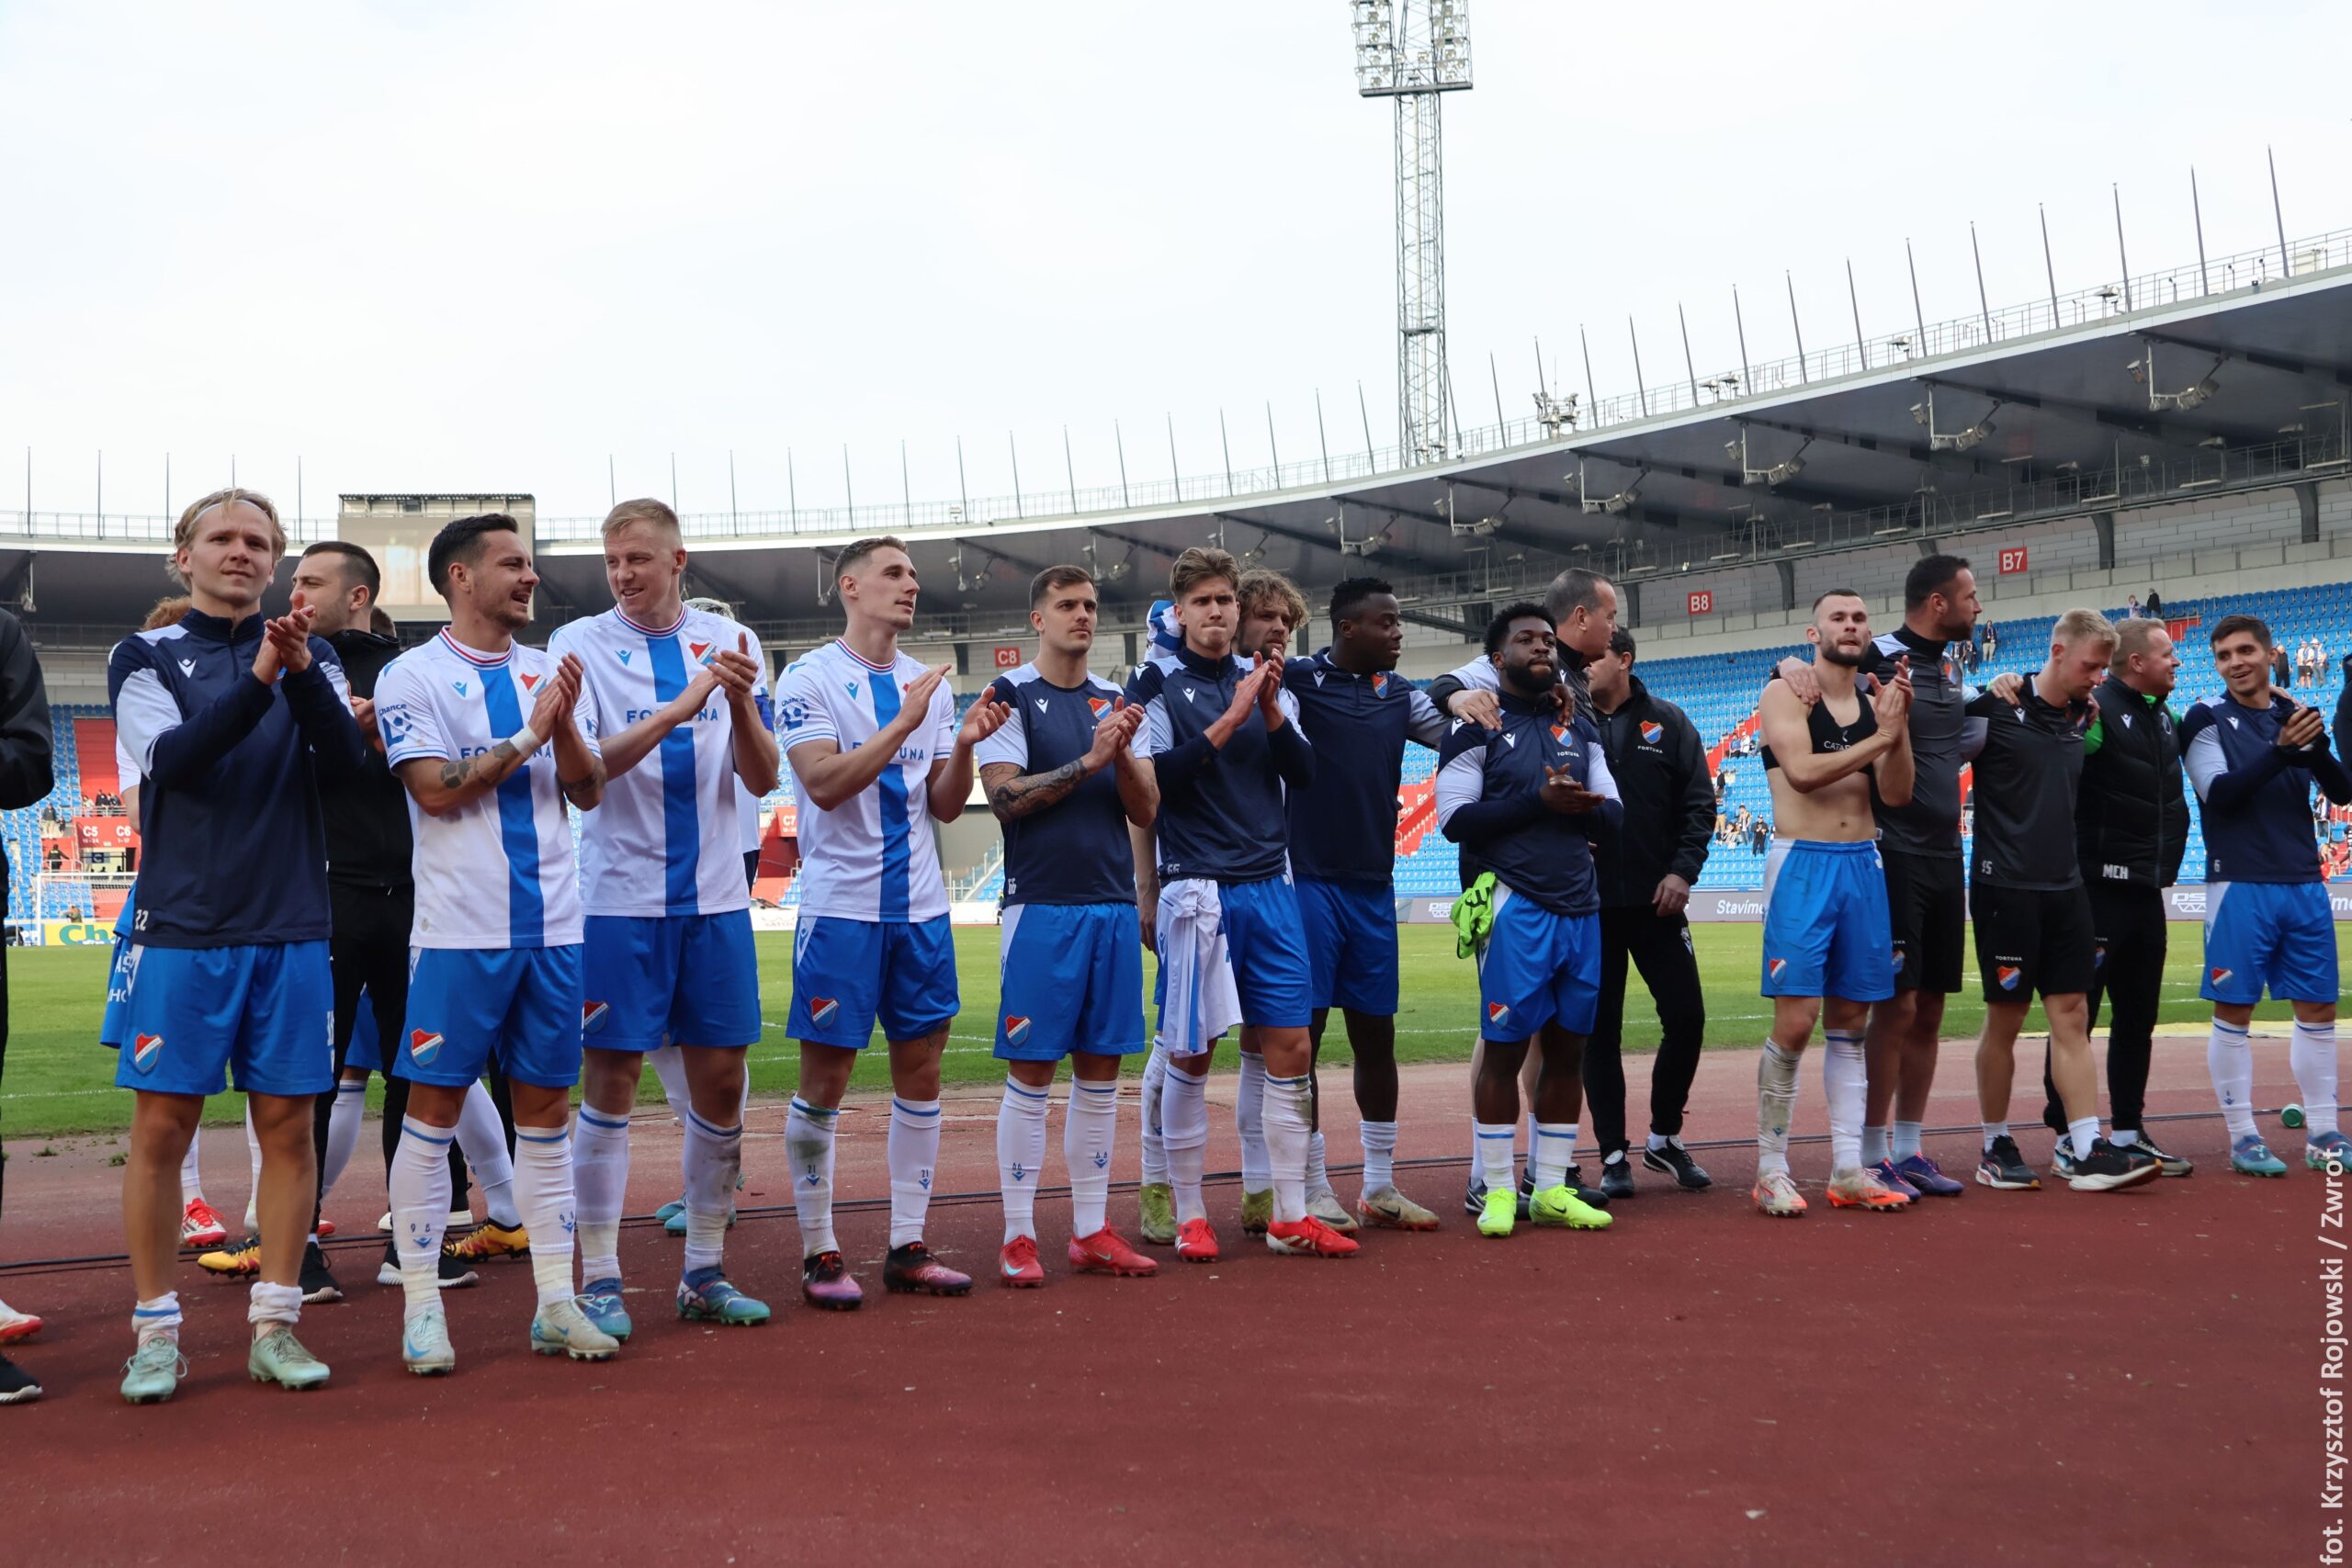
xmin=1687 ymin=590 xmax=1713 ymax=615
xmin=75 ymin=816 xmax=135 ymax=849
xmin=1997 ymin=546 xmax=2029 ymax=575
xmin=993 ymin=646 xmax=1021 ymax=668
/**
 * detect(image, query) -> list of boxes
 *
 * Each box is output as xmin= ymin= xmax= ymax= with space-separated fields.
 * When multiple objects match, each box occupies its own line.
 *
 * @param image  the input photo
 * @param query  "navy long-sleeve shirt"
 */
xmin=1125 ymin=644 xmax=1310 ymax=883
xmin=1432 ymin=692 xmax=1622 ymax=917
xmin=108 ymin=608 xmax=365 ymax=948
xmin=2181 ymin=691 xmax=2352 ymax=884
xmin=1283 ymin=650 xmax=1447 ymax=885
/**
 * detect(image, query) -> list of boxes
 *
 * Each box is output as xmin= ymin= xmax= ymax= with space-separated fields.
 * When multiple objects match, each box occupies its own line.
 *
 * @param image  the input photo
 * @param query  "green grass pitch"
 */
xmin=3 ymin=923 xmax=2341 ymax=1140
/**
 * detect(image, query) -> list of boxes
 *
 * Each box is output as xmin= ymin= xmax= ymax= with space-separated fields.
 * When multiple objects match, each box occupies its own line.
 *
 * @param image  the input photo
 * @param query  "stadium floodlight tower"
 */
xmin=1351 ymin=0 xmax=1471 ymax=468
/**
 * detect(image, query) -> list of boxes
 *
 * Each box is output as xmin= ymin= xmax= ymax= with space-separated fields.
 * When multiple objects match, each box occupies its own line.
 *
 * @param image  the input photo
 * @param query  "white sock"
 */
xmin=2067 ymin=1115 xmax=2099 ymax=1161
xmin=1160 ymin=1066 xmax=1209 ymax=1224
xmin=2293 ymin=1021 xmax=2341 ymax=1136
xmin=247 ymin=1279 xmax=301 ymax=1334
xmin=1235 ymin=1051 xmax=1271 ymax=1191
xmin=1823 ymin=1030 xmax=1865 ymax=1172
xmin=1532 ymin=1122 xmax=1577 ymax=1190
xmin=2207 ymin=1019 xmax=2256 ymax=1142
xmin=1982 ymin=1121 xmax=2009 ymax=1150
xmin=455 ymin=1081 xmax=519 ymax=1229
xmin=681 ymin=1105 xmax=741 ymax=1275
xmin=321 ymin=1081 xmax=365 ymax=1201
xmin=647 ymin=1043 xmax=690 ymax=1115
xmin=571 ymin=1102 xmax=630 ymax=1286
xmin=887 ymin=1097 xmax=942 ymax=1249
xmin=998 ymin=1077 xmax=1050 ymax=1245
xmin=1475 ymin=1122 xmax=1517 ymax=1192
xmin=390 ymin=1117 xmax=456 ymax=1321
xmin=1646 ymin=1131 xmax=1677 ymax=1153
xmin=132 ymin=1291 xmax=181 ymax=1344
xmin=1756 ymin=1041 xmax=1800 ymax=1177
xmin=243 ymin=1102 xmax=263 ymax=1234
xmin=2111 ymin=1126 xmax=2140 ymax=1147
xmin=1860 ymin=1123 xmax=1889 ymax=1167
xmin=513 ymin=1125 xmax=578 ymax=1308
xmin=1066 ymin=1079 xmax=1118 ymax=1238
xmin=178 ymin=1132 xmax=205 ymax=1205
xmin=1892 ymin=1119 xmax=1924 ymax=1162
xmin=1305 ymin=1127 xmax=1331 ymax=1199
xmin=1360 ymin=1119 xmax=1397 ymax=1194
xmin=1138 ymin=1040 xmax=1169 ymax=1186
xmin=1523 ymin=1111 xmax=1539 ymax=1169
xmin=1263 ymin=1072 xmax=1312 ymax=1225
xmin=785 ymin=1098 xmax=840 ymax=1257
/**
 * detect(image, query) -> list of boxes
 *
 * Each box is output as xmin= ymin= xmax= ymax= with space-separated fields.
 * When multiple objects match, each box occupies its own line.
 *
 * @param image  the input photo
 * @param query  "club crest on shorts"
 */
xmin=1996 ymin=964 xmax=2023 ymax=991
xmin=409 ymin=1029 xmax=445 ymax=1066
xmin=1004 ymin=1015 xmax=1031 ymax=1046
xmin=1641 ymin=720 xmax=1664 ymax=745
xmin=582 ymin=1000 xmax=609 ymax=1033
xmin=131 ymin=1032 xmax=164 ymax=1074
xmin=2210 ymin=965 xmax=2233 ymax=987
xmin=1767 ymin=957 xmax=1787 ymax=981
xmin=1486 ymin=1001 xmax=1510 ymax=1027
xmin=808 ymin=997 xmax=840 ymax=1027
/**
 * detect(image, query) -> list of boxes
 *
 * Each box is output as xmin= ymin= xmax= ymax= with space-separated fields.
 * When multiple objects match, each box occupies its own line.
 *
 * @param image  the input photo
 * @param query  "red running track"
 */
xmin=0 ymin=1036 xmax=2314 ymax=1564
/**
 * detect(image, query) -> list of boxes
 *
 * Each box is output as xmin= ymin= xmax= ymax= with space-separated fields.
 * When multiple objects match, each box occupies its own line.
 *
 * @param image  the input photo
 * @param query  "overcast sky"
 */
xmin=2 ymin=1 xmax=2344 ymax=527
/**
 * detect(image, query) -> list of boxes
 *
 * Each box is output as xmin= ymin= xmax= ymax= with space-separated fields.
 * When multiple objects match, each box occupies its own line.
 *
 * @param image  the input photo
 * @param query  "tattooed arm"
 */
xmin=980 ymin=759 xmax=1091 ymax=822
xmin=394 ymin=745 xmax=536 ymax=818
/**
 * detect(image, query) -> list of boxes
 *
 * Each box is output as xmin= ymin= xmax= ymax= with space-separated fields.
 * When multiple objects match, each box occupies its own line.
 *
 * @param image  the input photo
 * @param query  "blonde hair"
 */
xmin=169 ymin=488 xmax=286 ymax=587
xmin=2054 ymin=607 xmax=2119 ymax=653
xmin=2109 ymin=615 xmax=2165 ymax=673
xmin=141 ymin=594 xmax=192 ymax=632
xmin=601 ymin=497 xmax=682 ymax=541
xmin=1169 ymin=546 xmax=1238 ymax=603
xmin=1237 ymin=568 xmax=1307 ymax=632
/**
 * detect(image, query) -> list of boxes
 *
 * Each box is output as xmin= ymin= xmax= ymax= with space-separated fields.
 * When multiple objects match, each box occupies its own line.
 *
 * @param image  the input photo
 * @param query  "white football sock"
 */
xmin=248 ymin=1279 xmax=301 ymax=1335
xmin=647 ymin=1043 xmax=690 ymax=1115
xmin=1262 ymin=1072 xmax=1312 ymax=1225
xmin=455 ymin=1081 xmax=519 ymax=1229
xmin=1159 ymin=1066 xmax=1209 ymax=1224
xmin=243 ymin=1102 xmax=263 ymax=1234
xmin=1138 ymin=1040 xmax=1169 ymax=1186
xmin=997 ymin=1077 xmax=1050 ymax=1245
xmin=785 ymin=1098 xmax=840 ymax=1257
xmin=178 ymin=1131 xmax=206 ymax=1205
xmin=1475 ymin=1122 xmax=1517 ymax=1193
xmin=2067 ymin=1115 xmax=2099 ymax=1161
xmin=2207 ymin=1019 xmax=2256 ymax=1141
xmin=1066 ymin=1078 xmax=1118 ymax=1238
xmin=1823 ymin=1029 xmax=1865 ymax=1172
xmin=887 ymin=1097 xmax=942 ymax=1249
xmin=513 ymin=1125 xmax=578 ymax=1308
xmin=1532 ymin=1122 xmax=1577 ymax=1190
xmin=1860 ymin=1123 xmax=1889 ymax=1167
xmin=1305 ymin=1127 xmax=1331 ymax=1199
xmin=2292 ymin=1021 xmax=2341 ymax=1135
xmin=321 ymin=1081 xmax=365 ymax=1202
xmin=1360 ymin=1119 xmax=1397 ymax=1194
xmin=570 ymin=1102 xmax=630 ymax=1286
xmin=681 ymin=1105 xmax=741 ymax=1275
xmin=390 ymin=1117 xmax=456 ymax=1321
xmin=1982 ymin=1121 xmax=2010 ymax=1150
xmin=1756 ymin=1041 xmax=1800 ymax=1177
xmin=132 ymin=1291 xmax=181 ymax=1344
xmin=1235 ymin=1050 xmax=1271 ymax=1192
xmin=1892 ymin=1120 xmax=1924 ymax=1162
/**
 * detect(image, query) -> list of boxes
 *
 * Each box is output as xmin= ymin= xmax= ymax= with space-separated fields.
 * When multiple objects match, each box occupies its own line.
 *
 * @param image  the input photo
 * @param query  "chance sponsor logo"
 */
xmin=582 ymin=1000 xmax=608 ymax=1033
xmin=1996 ymin=964 xmax=2023 ymax=991
xmin=131 ymin=1032 xmax=164 ymax=1074
xmin=1004 ymin=1015 xmax=1031 ymax=1047
xmin=409 ymin=1029 xmax=445 ymax=1066
xmin=1640 ymin=720 xmax=1664 ymax=745
xmin=808 ymin=997 xmax=840 ymax=1028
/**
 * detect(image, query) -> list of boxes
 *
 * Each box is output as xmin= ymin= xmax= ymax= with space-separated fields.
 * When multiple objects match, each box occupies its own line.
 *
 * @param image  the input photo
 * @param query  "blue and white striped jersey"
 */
xmin=548 ymin=604 xmax=771 ymax=919
xmin=775 ymin=638 xmax=957 ymax=922
xmin=375 ymin=629 xmax=601 ymax=950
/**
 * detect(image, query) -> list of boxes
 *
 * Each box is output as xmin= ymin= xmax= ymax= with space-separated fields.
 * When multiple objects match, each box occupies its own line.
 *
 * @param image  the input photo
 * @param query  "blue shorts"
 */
xmin=1298 ymin=877 xmax=1400 ymax=1015
xmin=1760 ymin=839 xmax=1896 ymax=1003
xmin=996 ymin=903 xmax=1146 ymax=1061
xmin=113 ymin=942 xmax=335 ymax=1098
xmin=582 ymin=911 xmax=762 ymax=1052
xmin=99 ymin=935 xmax=133 ymax=1050
xmin=788 ymin=915 xmax=957 ymax=1049
xmin=396 ymin=945 xmax=584 ymax=1089
xmin=345 ymin=996 xmax=383 ymax=1073
xmin=2201 ymin=881 xmax=2339 ymax=1005
xmin=1474 ymin=886 xmax=1601 ymax=1042
xmin=1154 ymin=874 xmax=1311 ymax=1032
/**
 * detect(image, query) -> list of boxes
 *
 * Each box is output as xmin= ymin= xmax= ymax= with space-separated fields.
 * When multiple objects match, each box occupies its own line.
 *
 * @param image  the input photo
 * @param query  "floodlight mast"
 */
xmin=1352 ymin=0 xmax=1471 ymax=469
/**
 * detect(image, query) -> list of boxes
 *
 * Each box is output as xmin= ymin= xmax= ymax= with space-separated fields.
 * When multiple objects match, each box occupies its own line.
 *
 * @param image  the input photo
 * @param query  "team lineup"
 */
xmin=42 ymin=485 xmax=2352 ymax=1404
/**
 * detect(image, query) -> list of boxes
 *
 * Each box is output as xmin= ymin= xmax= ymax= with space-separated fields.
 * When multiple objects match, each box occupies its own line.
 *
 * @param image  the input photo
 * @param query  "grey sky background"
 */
xmin=2 ymin=1 xmax=2344 ymax=525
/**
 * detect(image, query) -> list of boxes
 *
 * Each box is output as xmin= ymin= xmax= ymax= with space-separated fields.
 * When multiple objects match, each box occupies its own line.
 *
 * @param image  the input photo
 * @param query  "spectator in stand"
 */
xmin=2275 ymin=641 xmax=2296 ymax=691
xmin=42 ymin=845 xmax=61 ymax=874
xmin=1983 ymin=623 xmax=1999 ymax=662
xmin=2145 ymin=589 xmax=2163 ymax=619
xmin=38 ymin=803 xmax=55 ymax=828
xmin=1748 ymin=818 xmax=1769 ymax=856
xmin=2126 ymin=595 xmax=2142 ymax=618
xmin=2321 ymin=638 xmax=2333 ymax=687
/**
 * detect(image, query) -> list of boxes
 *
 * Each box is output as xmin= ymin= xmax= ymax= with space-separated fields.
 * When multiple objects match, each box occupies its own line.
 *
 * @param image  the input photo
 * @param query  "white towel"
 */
xmin=1156 ymin=877 xmax=1241 ymax=1058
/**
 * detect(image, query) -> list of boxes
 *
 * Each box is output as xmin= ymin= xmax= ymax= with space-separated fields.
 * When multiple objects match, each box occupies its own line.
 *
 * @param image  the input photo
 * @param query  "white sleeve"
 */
xmin=2185 ymin=728 xmax=2226 ymax=803
xmin=773 ymin=661 xmax=837 ymax=750
xmin=973 ymin=685 xmax=1026 ymax=770
xmin=374 ymin=662 xmax=447 ymax=767
xmin=111 ymin=666 xmax=183 ymax=778
xmin=1406 ymin=687 xmax=1450 ymax=748
xmin=1586 ymin=744 xmax=1621 ymax=803
xmin=932 ymin=682 xmax=958 ymax=758
xmin=1448 ymin=658 xmax=1500 ymax=694
xmin=744 ymin=628 xmax=774 ymax=734
xmin=1135 ymin=694 xmax=1170 ymax=760
xmin=1275 ymin=685 xmax=1306 ymax=744
xmin=1431 ymin=747 xmax=1487 ymax=829
xmin=571 ymin=671 xmax=602 ymax=756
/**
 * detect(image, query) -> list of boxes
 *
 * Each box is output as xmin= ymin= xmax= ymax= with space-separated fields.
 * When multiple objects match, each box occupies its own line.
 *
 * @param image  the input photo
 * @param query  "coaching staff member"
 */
xmin=1579 ymin=628 xmax=1714 ymax=1198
